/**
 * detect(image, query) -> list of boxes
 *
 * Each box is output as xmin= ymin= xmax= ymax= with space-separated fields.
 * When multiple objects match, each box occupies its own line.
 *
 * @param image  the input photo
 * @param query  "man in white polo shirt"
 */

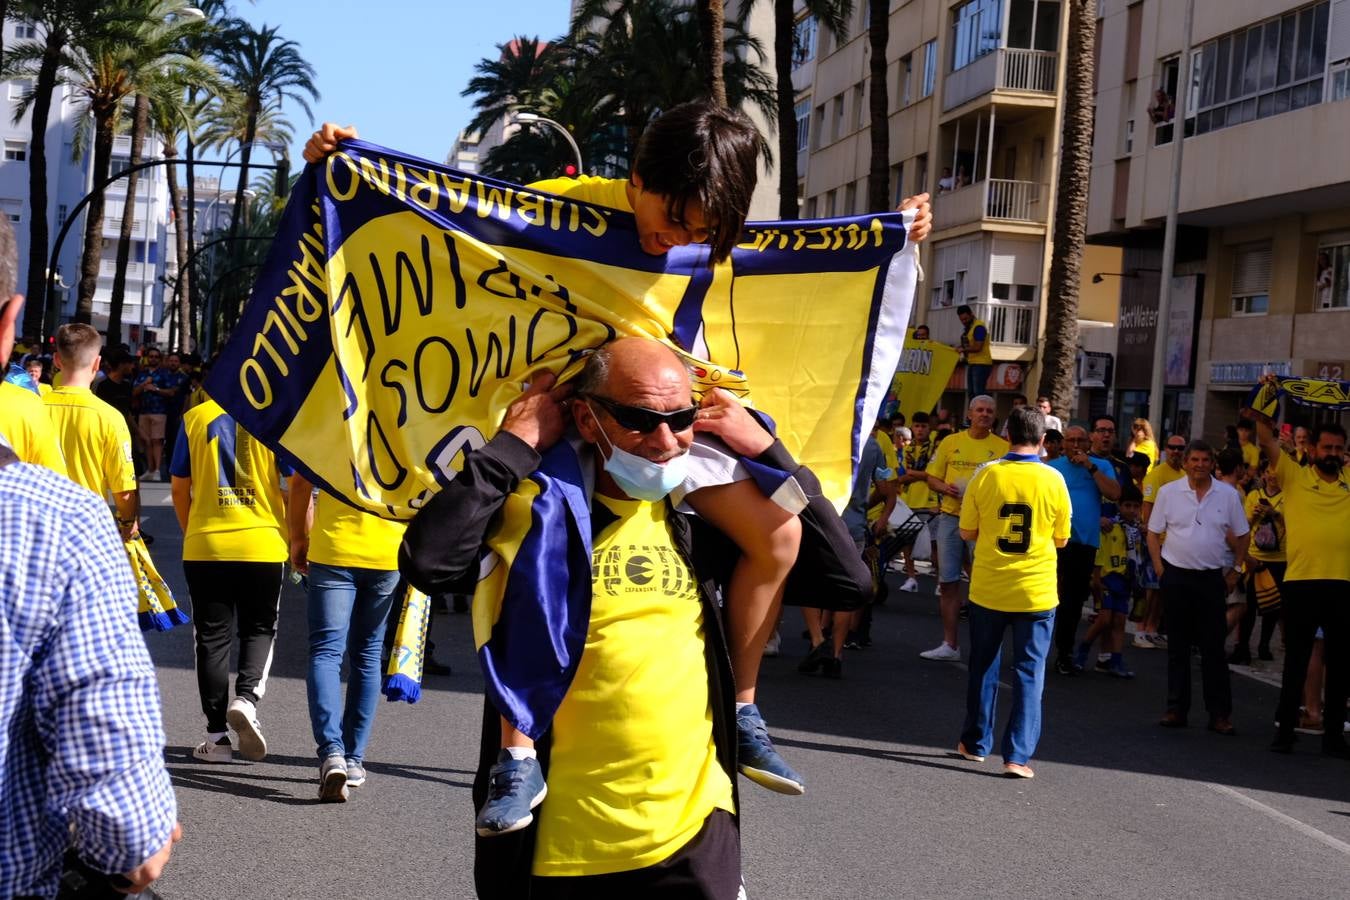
xmin=1146 ymin=440 xmax=1250 ymax=735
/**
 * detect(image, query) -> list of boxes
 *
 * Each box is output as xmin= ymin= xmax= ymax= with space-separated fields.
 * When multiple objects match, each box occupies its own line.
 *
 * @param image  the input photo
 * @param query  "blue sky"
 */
xmin=233 ymin=0 xmax=570 ymax=167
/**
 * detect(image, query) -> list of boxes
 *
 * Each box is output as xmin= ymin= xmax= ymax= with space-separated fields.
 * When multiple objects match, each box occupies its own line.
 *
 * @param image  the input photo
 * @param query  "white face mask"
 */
xmin=587 ymin=402 xmax=689 ymax=501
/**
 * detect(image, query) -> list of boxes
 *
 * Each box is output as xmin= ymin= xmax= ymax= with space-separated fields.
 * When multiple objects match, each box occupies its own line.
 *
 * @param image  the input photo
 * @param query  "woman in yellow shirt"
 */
xmin=1127 ymin=418 xmax=1158 ymax=469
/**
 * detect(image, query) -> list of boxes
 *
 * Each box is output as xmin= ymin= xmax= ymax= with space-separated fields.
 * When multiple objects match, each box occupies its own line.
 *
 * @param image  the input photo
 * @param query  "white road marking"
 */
xmin=1208 ymin=784 xmax=1350 ymax=858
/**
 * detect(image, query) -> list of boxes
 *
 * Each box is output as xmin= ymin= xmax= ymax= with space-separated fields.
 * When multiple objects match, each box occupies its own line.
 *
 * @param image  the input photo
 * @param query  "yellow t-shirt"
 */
xmin=867 ymin=431 xmax=902 ymax=523
xmin=1095 ymin=522 xmax=1130 ymax=577
xmin=171 ymin=399 xmax=289 ymax=562
xmin=902 ymin=434 xmax=938 ymax=510
xmin=43 ymin=386 xmax=136 ymax=499
xmin=959 ymin=457 xmax=1071 ymax=612
xmin=927 ymin=429 xmax=1010 ymax=515
xmin=1134 ymin=438 xmax=1158 ymax=468
xmin=1274 ymin=452 xmax=1350 ymax=582
xmin=528 ymin=174 xmax=631 ymax=212
xmin=534 ymin=495 xmax=734 ymax=877
xmin=0 ymin=380 xmax=67 ymax=476
xmin=1243 ymin=487 xmax=1286 ymax=564
xmin=1141 ymin=462 xmax=1185 ymax=504
xmin=307 ymin=491 xmax=407 ymax=571
xmin=963 ymin=318 xmax=993 ymax=365
xmin=36 ymin=382 xmax=52 ymax=397
xmin=1241 ymin=442 xmax=1260 ymax=472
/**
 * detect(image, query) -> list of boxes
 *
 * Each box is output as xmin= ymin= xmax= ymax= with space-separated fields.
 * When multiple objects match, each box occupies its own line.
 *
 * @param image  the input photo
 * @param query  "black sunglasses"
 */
xmin=1166 ymin=444 xmax=1186 ymax=451
xmin=587 ymin=394 xmax=698 ymax=434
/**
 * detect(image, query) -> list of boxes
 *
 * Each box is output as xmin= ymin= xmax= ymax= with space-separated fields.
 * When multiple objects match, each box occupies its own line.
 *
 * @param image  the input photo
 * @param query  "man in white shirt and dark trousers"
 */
xmin=1146 ymin=440 xmax=1250 ymax=735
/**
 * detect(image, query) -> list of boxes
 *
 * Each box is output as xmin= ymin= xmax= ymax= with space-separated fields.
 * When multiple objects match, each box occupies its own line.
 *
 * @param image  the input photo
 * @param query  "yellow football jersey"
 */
xmin=1275 ymin=452 xmax=1350 ymax=582
xmin=307 ymin=490 xmax=407 ymax=571
xmin=43 ymin=386 xmax=136 ymax=499
xmin=960 ymin=456 xmax=1072 ymax=613
xmin=928 ymin=429 xmax=1009 ymax=515
xmin=170 ymin=399 xmax=289 ymax=562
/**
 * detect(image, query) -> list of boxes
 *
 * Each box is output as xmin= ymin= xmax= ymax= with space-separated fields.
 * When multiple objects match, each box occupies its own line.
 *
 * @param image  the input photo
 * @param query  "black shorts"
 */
xmin=529 ymin=809 xmax=741 ymax=900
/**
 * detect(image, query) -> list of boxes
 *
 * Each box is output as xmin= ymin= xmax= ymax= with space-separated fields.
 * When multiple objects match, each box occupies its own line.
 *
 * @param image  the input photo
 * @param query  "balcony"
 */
xmin=100 ymin=259 xmax=145 ymax=280
xmin=943 ymin=48 xmax=1058 ymax=112
xmin=928 ymin=300 xmax=1039 ymax=351
xmin=933 ymin=178 xmax=1049 ymax=230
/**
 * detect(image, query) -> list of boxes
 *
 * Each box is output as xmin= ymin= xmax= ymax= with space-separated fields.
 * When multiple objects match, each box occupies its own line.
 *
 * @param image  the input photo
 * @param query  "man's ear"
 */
xmin=0 ymin=294 xmax=24 ymax=369
xmin=573 ymin=398 xmax=600 ymax=443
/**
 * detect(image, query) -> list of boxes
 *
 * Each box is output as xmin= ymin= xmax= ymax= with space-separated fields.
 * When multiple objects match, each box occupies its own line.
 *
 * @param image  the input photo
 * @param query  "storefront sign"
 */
xmin=1077 ymin=351 xmax=1113 ymax=388
xmin=1209 ymin=360 xmax=1293 ymax=384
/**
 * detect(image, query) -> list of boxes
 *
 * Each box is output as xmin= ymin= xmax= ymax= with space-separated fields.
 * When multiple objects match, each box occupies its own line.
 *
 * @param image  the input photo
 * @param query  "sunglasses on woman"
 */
xmin=587 ymin=394 xmax=698 ymax=434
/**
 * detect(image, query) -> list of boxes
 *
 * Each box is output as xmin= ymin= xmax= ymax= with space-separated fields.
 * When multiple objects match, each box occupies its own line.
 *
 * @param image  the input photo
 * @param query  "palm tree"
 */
xmin=460 ymin=36 xmax=558 ymax=145
xmin=565 ymin=0 xmax=776 ymax=169
xmin=3 ymin=1 xmax=117 ymax=337
xmin=865 ymin=0 xmax=889 ymax=211
xmin=769 ymin=0 xmax=852 ymax=219
xmin=696 ymin=0 xmax=726 ymax=106
xmin=210 ymin=22 xmax=317 ymax=247
xmin=1037 ymin=0 xmax=1096 ymax=414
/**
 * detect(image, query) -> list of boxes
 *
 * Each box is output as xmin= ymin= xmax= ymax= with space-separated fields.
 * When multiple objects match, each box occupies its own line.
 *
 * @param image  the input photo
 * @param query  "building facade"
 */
xmin=1089 ymin=0 xmax=1350 ymax=439
xmin=797 ymin=0 xmax=1122 ymax=421
xmin=1 ymin=15 xmax=172 ymax=349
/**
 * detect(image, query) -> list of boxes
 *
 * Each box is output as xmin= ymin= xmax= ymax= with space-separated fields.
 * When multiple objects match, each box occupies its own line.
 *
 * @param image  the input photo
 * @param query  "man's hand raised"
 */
xmin=303 ymin=123 xmax=359 ymax=164
xmin=501 ymin=371 xmax=572 ymax=451
xmin=898 ymin=193 xmax=932 ymax=244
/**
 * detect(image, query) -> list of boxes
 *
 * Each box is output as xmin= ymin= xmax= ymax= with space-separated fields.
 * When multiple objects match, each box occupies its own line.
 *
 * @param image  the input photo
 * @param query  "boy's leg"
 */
xmin=477 ymin=716 xmax=546 ymax=836
xmin=685 ymin=480 xmax=801 ymax=703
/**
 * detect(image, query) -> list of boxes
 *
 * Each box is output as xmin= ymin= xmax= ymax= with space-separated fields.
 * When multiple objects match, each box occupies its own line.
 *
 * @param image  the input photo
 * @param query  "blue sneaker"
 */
xmin=475 ymin=750 xmax=547 ymax=837
xmin=736 ymin=704 xmax=805 ymax=796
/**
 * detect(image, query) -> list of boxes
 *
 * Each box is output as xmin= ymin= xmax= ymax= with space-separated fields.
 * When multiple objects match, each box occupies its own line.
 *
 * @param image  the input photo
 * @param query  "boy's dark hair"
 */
xmin=1120 ymin=483 xmax=1143 ymax=504
xmin=910 ymin=411 xmax=930 ymax=425
xmin=1044 ymin=428 xmax=1063 ymax=442
xmin=632 ymin=100 xmax=765 ymax=265
xmin=1215 ymin=447 xmax=1243 ymax=476
xmin=1128 ymin=451 xmax=1150 ymax=470
xmin=1006 ymin=406 xmax=1046 ymax=446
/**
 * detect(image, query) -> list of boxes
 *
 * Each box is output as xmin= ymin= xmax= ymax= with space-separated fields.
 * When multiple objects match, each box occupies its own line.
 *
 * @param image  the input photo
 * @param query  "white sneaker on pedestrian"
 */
xmin=345 ymin=759 xmax=367 ymax=788
xmin=192 ymin=735 xmax=233 ymax=763
xmin=226 ymin=696 xmax=267 ymax=761
xmin=762 ymin=629 xmax=782 ymax=658
xmin=1132 ymin=633 xmax=1155 ymax=650
xmin=919 ymin=642 xmax=961 ymax=661
xmin=319 ymin=755 xmax=349 ymax=803
xmin=900 ymin=577 xmax=919 ymax=593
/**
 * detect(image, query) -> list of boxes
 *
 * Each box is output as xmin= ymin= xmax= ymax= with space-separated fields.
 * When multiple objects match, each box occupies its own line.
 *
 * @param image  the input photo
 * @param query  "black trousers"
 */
xmin=185 ymin=560 xmax=284 ymax=733
xmin=1275 ymin=579 xmax=1350 ymax=744
xmin=1054 ymin=542 xmax=1098 ymax=660
xmin=1161 ymin=564 xmax=1231 ymax=719
xmin=529 ymin=810 xmax=741 ymax=900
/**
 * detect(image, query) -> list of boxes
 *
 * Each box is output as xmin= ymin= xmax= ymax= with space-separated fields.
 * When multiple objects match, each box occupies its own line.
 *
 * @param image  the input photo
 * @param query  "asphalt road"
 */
xmin=133 ymin=483 xmax=1350 ymax=899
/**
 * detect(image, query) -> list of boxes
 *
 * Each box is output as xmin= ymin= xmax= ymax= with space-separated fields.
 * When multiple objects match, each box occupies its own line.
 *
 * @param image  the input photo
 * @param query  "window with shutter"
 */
xmin=1231 ymin=243 xmax=1272 ymax=315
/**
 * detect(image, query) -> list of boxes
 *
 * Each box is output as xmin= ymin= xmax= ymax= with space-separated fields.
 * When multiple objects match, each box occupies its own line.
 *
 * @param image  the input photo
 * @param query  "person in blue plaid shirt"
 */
xmin=0 ymin=217 xmax=181 ymax=898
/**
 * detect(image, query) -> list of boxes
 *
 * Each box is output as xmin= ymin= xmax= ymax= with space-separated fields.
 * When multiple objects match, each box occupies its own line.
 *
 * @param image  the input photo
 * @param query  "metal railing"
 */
xmin=985 ymin=179 xmax=1045 ymax=222
xmin=998 ymin=48 xmax=1057 ymax=93
xmin=929 ymin=300 xmax=1038 ymax=348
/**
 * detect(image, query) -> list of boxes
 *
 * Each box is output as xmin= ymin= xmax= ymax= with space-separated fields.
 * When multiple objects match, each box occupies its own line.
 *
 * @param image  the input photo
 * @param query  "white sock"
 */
xmin=206 ymin=730 xmax=229 ymax=744
xmin=505 ymin=746 xmax=537 ymax=761
xmin=735 ymin=702 xmax=751 ymax=713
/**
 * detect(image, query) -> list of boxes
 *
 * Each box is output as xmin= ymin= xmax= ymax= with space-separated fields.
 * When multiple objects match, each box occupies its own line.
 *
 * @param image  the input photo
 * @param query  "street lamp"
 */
xmin=513 ymin=112 xmax=584 ymax=176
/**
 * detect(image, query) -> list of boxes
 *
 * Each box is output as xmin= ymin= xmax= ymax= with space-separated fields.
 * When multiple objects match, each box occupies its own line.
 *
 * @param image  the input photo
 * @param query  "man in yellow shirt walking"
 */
xmin=171 ymin=399 xmax=290 ymax=764
xmin=955 ymin=407 xmax=1071 ymax=778
xmin=288 ymin=474 xmax=406 ymax=801
xmin=43 ymin=324 xmax=139 ymax=539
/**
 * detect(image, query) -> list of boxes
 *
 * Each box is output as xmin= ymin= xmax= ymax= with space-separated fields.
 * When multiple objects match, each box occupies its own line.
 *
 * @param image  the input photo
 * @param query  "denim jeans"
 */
xmin=966 ymin=363 xmax=991 ymax=400
xmin=306 ymin=563 xmax=401 ymax=763
xmin=960 ymin=603 xmax=1055 ymax=765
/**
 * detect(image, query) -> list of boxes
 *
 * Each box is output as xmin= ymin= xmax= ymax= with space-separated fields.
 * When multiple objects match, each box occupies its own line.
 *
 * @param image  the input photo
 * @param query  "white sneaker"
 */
xmin=1132 ymin=633 xmax=1155 ymax=650
xmin=919 ymin=642 xmax=961 ymax=661
xmin=319 ymin=755 xmax=349 ymax=802
xmin=345 ymin=759 xmax=367 ymax=787
xmin=226 ymin=697 xmax=267 ymax=761
xmin=193 ymin=736 xmax=233 ymax=763
xmin=900 ymin=577 xmax=919 ymax=593
xmin=762 ymin=629 xmax=782 ymax=658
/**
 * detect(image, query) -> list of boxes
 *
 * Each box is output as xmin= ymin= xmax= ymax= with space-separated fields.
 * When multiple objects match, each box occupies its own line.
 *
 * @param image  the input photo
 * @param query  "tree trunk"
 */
xmin=165 ymin=140 xmax=191 ymax=352
xmin=698 ymin=0 xmax=727 ymax=107
xmin=227 ymin=106 xmax=258 ymax=242
xmin=866 ymin=0 xmax=890 ymax=211
xmin=22 ymin=31 xmax=62 ymax=338
xmin=184 ymin=111 xmax=200 ymax=348
xmin=0 ymin=0 xmax=9 ymax=71
xmin=74 ymin=110 xmax=116 ymax=328
xmin=774 ymin=0 xmax=798 ymax=220
xmin=1037 ymin=0 xmax=1096 ymax=416
xmin=107 ymin=93 xmax=149 ymax=346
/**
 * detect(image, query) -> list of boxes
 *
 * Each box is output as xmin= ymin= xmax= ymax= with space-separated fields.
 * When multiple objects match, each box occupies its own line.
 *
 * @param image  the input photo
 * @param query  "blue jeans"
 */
xmin=966 ymin=363 xmax=991 ymax=400
xmin=306 ymin=563 xmax=401 ymax=763
xmin=960 ymin=603 xmax=1055 ymax=765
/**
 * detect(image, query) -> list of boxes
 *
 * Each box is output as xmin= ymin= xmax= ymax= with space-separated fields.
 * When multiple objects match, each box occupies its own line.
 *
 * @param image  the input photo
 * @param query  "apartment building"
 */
xmin=447 ymin=129 xmax=483 ymax=174
xmin=1 ymin=16 xmax=172 ymax=348
xmin=1090 ymin=0 xmax=1350 ymax=439
xmin=799 ymin=0 xmax=1123 ymax=419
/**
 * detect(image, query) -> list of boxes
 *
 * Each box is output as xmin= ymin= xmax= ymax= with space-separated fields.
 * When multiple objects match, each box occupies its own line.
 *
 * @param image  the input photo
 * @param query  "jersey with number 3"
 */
xmin=170 ymin=398 xmax=290 ymax=562
xmin=959 ymin=457 xmax=1072 ymax=612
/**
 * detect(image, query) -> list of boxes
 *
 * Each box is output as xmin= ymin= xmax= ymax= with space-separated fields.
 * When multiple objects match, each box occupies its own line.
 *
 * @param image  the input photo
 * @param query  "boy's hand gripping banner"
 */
xmin=206 ymin=139 xmax=918 ymax=518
